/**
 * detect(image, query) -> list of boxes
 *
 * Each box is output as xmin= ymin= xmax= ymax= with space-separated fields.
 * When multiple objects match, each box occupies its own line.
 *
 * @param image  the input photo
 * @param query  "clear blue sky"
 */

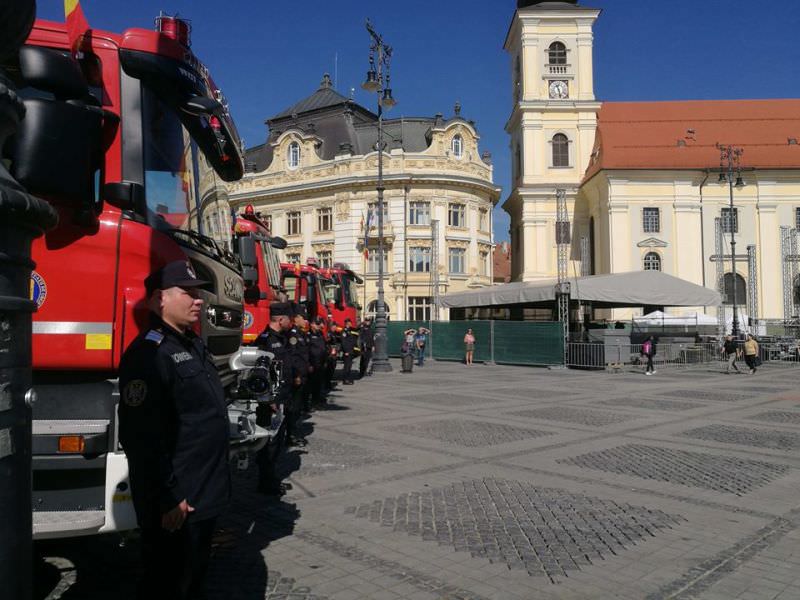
xmin=39 ymin=0 xmax=800 ymax=242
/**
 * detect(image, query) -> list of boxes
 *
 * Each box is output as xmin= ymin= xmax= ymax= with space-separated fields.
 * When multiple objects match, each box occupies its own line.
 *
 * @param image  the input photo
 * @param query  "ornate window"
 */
xmin=409 ymin=246 xmax=431 ymax=273
xmin=366 ymin=300 xmax=391 ymax=319
xmin=643 ymin=207 xmax=660 ymax=233
xmin=721 ymin=207 xmax=738 ymax=234
xmin=548 ymin=42 xmax=567 ymax=65
xmin=451 ymin=135 xmax=463 ymax=158
xmin=448 ymin=203 xmax=466 ymax=227
xmin=643 ymin=252 xmax=661 ymax=271
xmin=448 ymin=247 xmax=466 ymax=274
xmin=367 ymin=249 xmax=388 ymax=274
xmin=552 ymin=134 xmax=569 ymax=167
xmin=480 ymin=251 xmax=489 ymax=276
xmin=367 ymin=201 xmax=389 ymax=223
xmin=407 ymin=296 xmax=432 ymax=321
xmin=478 ymin=208 xmax=489 ymax=231
xmin=409 ymin=201 xmax=430 ymax=225
xmin=317 ymin=206 xmax=332 ymax=232
xmin=287 ymin=142 xmax=300 ymax=169
xmin=286 ymin=211 xmax=302 ymax=236
xmin=316 ymin=250 xmax=332 ymax=268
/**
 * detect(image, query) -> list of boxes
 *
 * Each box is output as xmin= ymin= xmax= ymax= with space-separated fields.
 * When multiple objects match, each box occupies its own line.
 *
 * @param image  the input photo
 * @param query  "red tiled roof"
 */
xmin=584 ymin=99 xmax=800 ymax=182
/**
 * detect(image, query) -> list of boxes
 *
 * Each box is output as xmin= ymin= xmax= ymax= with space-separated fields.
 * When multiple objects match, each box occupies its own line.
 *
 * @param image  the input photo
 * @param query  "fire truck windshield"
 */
xmin=141 ymin=87 xmax=222 ymax=238
xmin=320 ymin=278 xmax=338 ymax=304
xmin=343 ymin=275 xmax=361 ymax=308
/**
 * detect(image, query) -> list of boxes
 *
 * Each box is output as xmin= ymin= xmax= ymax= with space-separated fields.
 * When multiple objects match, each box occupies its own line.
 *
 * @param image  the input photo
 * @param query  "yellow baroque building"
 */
xmin=505 ymin=0 xmax=800 ymax=323
xmin=228 ymin=75 xmax=501 ymax=321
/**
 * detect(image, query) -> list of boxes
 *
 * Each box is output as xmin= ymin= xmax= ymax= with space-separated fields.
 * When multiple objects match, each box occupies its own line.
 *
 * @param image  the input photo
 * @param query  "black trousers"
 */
xmin=342 ymin=353 xmax=354 ymax=382
xmin=138 ymin=516 xmax=217 ymax=600
xmin=645 ymin=354 xmax=654 ymax=372
xmin=359 ymin=349 xmax=372 ymax=377
xmin=255 ymin=402 xmax=284 ymax=490
xmin=308 ymin=367 xmax=324 ymax=404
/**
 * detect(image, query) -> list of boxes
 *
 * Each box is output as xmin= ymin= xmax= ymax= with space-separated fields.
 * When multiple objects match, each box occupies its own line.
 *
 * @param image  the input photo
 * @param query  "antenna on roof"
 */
xmin=350 ymin=87 xmax=355 ymax=99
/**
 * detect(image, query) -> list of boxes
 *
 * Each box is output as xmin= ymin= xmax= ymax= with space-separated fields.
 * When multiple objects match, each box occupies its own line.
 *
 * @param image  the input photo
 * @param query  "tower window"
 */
xmin=552 ymin=134 xmax=570 ymax=168
xmin=721 ymin=207 xmax=738 ymax=234
xmin=452 ymin=135 xmax=464 ymax=158
xmin=287 ymin=142 xmax=300 ymax=169
xmin=548 ymin=42 xmax=567 ymax=65
xmin=643 ymin=252 xmax=661 ymax=272
xmin=643 ymin=207 xmax=660 ymax=233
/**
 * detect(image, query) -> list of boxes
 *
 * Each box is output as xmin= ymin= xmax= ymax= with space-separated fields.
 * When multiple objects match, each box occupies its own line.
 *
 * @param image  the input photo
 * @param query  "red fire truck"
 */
xmin=280 ymin=261 xmax=362 ymax=328
xmin=6 ymin=7 xmax=251 ymax=538
xmin=232 ymin=206 xmax=287 ymax=343
xmin=321 ymin=263 xmax=364 ymax=325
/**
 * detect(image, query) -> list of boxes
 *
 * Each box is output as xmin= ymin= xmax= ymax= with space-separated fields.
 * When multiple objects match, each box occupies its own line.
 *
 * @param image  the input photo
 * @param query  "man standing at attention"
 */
xmin=119 ymin=261 xmax=230 ymax=599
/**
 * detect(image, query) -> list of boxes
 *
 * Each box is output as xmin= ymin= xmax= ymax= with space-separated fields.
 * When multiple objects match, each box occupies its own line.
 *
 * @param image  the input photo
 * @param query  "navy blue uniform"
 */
xmin=307 ymin=329 xmax=327 ymax=404
xmin=358 ymin=324 xmax=374 ymax=377
xmin=119 ymin=317 xmax=230 ymax=599
xmin=285 ymin=326 xmax=309 ymax=442
xmin=340 ymin=326 xmax=359 ymax=384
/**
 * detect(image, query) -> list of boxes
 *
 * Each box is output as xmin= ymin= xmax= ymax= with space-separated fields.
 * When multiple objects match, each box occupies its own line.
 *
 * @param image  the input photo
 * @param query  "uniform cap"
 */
xmin=269 ymin=302 xmax=293 ymax=317
xmin=313 ymin=316 xmax=325 ymax=325
xmin=145 ymin=260 xmax=208 ymax=294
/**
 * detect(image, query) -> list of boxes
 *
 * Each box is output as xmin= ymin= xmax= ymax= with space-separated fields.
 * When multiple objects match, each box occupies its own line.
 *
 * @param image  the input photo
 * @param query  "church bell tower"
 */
xmin=503 ymin=1 xmax=601 ymax=281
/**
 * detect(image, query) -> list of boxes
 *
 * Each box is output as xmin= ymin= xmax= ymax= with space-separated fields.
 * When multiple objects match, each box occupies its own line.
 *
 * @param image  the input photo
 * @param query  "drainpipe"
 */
xmin=699 ymin=170 xmax=710 ymax=314
xmin=404 ymin=180 xmax=410 ymax=319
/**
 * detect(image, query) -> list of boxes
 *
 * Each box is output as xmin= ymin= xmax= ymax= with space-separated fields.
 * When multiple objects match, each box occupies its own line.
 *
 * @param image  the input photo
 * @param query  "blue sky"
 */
xmin=39 ymin=1 xmax=800 ymax=242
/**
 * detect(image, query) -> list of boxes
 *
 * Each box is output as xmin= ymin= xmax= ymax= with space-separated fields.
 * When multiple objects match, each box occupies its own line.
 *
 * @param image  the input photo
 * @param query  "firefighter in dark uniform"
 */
xmin=340 ymin=317 xmax=359 ymax=385
xmin=358 ymin=317 xmax=375 ymax=378
xmin=285 ymin=308 xmax=309 ymax=446
xmin=307 ymin=317 xmax=328 ymax=407
xmin=118 ymin=260 xmax=230 ymax=600
xmin=254 ymin=302 xmax=293 ymax=495
xmin=324 ymin=318 xmax=340 ymax=393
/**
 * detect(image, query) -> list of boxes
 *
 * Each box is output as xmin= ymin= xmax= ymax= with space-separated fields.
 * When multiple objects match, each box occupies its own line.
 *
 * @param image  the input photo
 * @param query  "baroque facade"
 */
xmin=505 ymin=0 xmax=800 ymax=323
xmin=228 ymin=75 xmax=500 ymax=321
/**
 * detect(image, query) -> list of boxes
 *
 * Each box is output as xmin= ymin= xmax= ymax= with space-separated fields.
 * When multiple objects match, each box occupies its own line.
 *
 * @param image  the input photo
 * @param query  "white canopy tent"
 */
xmin=633 ymin=310 xmax=718 ymax=326
xmin=441 ymin=271 xmax=722 ymax=309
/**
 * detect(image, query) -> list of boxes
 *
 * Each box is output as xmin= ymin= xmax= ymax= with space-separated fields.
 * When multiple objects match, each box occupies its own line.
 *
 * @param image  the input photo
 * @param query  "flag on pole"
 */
xmin=363 ymin=208 xmax=373 ymax=259
xmin=64 ymin=0 xmax=91 ymax=54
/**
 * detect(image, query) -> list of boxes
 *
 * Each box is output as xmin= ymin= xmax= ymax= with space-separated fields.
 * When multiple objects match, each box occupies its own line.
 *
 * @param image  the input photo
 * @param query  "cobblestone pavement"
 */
xmin=36 ymin=361 xmax=800 ymax=599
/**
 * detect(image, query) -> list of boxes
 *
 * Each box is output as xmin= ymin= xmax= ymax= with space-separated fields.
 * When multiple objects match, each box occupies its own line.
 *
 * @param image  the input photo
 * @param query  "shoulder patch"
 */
xmin=122 ymin=380 xmax=147 ymax=407
xmin=145 ymin=330 xmax=165 ymax=345
xmin=289 ymin=336 xmax=298 ymax=346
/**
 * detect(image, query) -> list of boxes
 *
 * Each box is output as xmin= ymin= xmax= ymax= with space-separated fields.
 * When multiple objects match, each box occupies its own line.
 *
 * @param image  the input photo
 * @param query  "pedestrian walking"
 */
xmin=641 ymin=335 xmax=657 ymax=375
xmin=118 ymin=261 xmax=230 ymax=600
xmin=722 ymin=335 xmax=741 ymax=374
xmin=464 ymin=328 xmax=476 ymax=366
xmin=743 ymin=334 xmax=759 ymax=374
xmin=415 ymin=327 xmax=429 ymax=366
xmin=358 ymin=317 xmax=375 ymax=377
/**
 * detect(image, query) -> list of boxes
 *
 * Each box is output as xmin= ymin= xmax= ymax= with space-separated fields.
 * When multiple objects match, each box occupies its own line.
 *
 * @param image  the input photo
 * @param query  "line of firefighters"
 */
xmin=251 ymin=302 xmax=375 ymax=495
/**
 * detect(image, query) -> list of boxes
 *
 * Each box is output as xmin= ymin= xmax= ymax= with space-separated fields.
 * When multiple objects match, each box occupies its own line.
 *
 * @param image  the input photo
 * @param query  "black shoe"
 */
xmin=257 ymin=482 xmax=287 ymax=496
xmin=286 ymin=436 xmax=307 ymax=447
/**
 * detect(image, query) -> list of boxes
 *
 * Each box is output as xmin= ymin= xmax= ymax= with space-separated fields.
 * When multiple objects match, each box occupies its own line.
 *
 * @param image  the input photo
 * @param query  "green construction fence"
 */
xmin=386 ymin=320 xmax=563 ymax=366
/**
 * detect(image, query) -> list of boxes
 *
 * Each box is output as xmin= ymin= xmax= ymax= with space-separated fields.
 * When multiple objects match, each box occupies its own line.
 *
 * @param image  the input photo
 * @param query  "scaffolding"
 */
xmin=431 ymin=219 xmax=440 ymax=321
xmin=555 ymin=189 xmax=570 ymax=351
xmin=746 ymin=244 xmax=758 ymax=329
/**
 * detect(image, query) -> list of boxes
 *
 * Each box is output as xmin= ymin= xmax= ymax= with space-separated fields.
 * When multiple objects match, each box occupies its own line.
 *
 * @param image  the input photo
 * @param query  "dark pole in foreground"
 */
xmin=362 ymin=19 xmax=397 ymax=373
xmin=0 ymin=1 xmax=59 ymax=597
xmin=717 ymin=143 xmax=745 ymax=337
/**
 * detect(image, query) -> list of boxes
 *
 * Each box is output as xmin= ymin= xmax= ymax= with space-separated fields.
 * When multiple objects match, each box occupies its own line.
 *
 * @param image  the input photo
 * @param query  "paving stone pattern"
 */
xmin=681 ymin=424 xmax=800 ymax=451
xmin=281 ymin=436 xmax=403 ymax=477
xmin=597 ymin=397 xmax=705 ymax=412
xmin=511 ymin=406 xmax=637 ymax=426
xmin=737 ymin=386 xmax=793 ymax=394
xmin=347 ymin=478 xmax=682 ymax=583
xmin=660 ymin=388 xmax=754 ymax=402
xmin=557 ymin=444 xmax=792 ymax=495
xmin=391 ymin=419 xmax=554 ymax=447
xmin=750 ymin=410 xmax=800 ymax=425
xmin=405 ymin=392 xmax=492 ymax=406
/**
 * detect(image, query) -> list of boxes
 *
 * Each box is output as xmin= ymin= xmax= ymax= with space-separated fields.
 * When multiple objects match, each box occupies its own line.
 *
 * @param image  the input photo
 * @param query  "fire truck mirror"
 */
xmin=103 ymin=181 xmax=146 ymax=212
xmin=237 ymin=236 xmax=257 ymax=268
xmin=18 ymin=46 xmax=87 ymax=100
xmin=183 ymin=96 xmax=222 ymax=116
xmin=269 ymin=236 xmax=288 ymax=250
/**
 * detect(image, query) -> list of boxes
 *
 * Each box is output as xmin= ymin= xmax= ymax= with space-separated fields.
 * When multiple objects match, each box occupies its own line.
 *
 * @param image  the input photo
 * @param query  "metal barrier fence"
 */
xmin=567 ymin=342 xmax=800 ymax=371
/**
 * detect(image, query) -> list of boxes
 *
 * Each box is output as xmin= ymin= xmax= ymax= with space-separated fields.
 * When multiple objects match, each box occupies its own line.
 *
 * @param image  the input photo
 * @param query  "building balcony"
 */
xmin=547 ymin=63 xmax=571 ymax=76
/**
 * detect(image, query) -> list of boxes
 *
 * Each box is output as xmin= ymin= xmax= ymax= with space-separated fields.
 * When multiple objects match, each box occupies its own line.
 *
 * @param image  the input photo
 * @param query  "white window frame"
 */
xmin=316 ymin=250 xmax=332 ymax=268
xmin=367 ymin=201 xmax=389 ymax=223
xmin=287 ymin=142 xmax=300 ymax=169
xmin=448 ymin=247 xmax=466 ymax=274
xmin=479 ymin=250 xmax=489 ymax=276
xmin=287 ymin=211 xmax=302 ymax=236
xmin=407 ymin=296 xmax=432 ymax=321
xmin=367 ymin=249 xmax=389 ymax=274
xmin=317 ymin=206 xmax=332 ymax=232
xmin=409 ymin=246 xmax=431 ymax=273
xmin=643 ymin=207 xmax=660 ymax=233
xmin=448 ymin=203 xmax=466 ymax=228
xmin=409 ymin=201 xmax=431 ymax=226
xmin=285 ymin=252 xmax=301 ymax=264
xmin=451 ymin=135 xmax=464 ymax=159
xmin=643 ymin=251 xmax=661 ymax=271
xmin=721 ymin=207 xmax=738 ymax=234
xmin=551 ymin=133 xmax=570 ymax=168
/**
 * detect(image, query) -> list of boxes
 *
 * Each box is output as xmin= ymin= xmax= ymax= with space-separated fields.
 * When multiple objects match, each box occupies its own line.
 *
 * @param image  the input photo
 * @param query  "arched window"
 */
xmin=451 ymin=135 xmax=463 ymax=158
xmin=548 ymin=42 xmax=567 ymax=65
xmin=722 ymin=273 xmax=747 ymax=306
xmin=287 ymin=141 xmax=300 ymax=169
xmin=643 ymin=252 xmax=661 ymax=271
xmin=366 ymin=300 xmax=391 ymax=319
xmin=552 ymin=133 xmax=569 ymax=167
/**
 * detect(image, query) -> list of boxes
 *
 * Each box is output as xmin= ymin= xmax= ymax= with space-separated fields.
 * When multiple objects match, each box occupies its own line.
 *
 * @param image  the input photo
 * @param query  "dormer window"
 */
xmin=287 ymin=141 xmax=300 ymax=169
xmin=452 ymin=135 xmax=464 ymax=159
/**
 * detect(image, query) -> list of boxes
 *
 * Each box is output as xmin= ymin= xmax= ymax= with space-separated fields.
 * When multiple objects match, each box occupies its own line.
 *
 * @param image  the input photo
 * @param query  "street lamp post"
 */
xmin=362 ymin=19 xmax=396 ymax=373
xmin=717 ymin=143 xmax=745 ymax=337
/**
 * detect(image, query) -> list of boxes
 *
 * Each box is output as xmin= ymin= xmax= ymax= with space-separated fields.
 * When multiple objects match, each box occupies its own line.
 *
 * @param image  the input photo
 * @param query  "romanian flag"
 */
xmin=64 ymin=0 xmax=90 ymax=54
xmin=363 ymin=208 xmax=373 ymax=259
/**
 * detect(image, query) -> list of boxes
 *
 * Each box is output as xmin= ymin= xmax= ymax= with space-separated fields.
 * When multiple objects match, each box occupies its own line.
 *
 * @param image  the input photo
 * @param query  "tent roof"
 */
xmin=441 ymin=271 xmax=721 ymax=309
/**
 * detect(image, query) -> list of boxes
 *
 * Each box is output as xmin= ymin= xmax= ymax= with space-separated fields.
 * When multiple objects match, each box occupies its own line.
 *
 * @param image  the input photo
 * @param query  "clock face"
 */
xmin=549 ymin=80 xmax=569 ymax=99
